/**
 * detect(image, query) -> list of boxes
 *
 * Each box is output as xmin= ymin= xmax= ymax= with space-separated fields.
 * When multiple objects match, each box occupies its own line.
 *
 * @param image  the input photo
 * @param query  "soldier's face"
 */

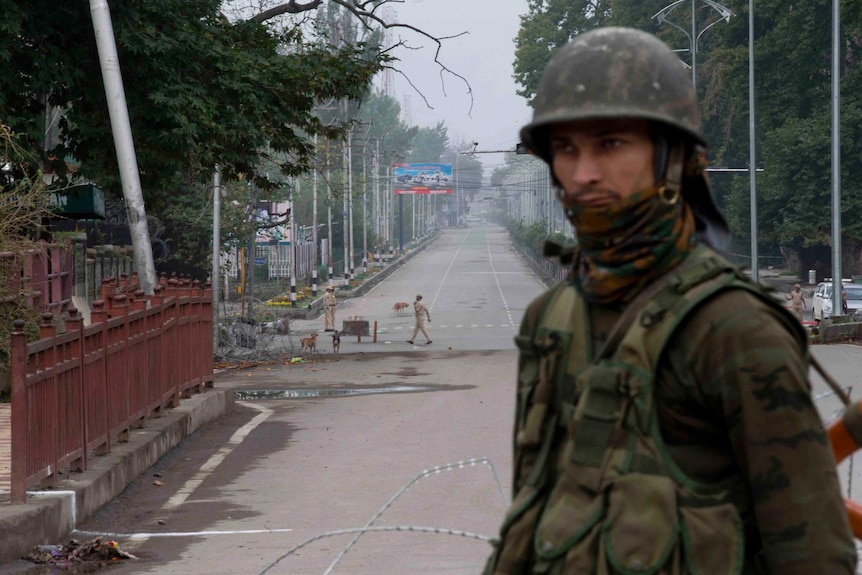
xmin=549 ymin=119 xmax=655 ymax=209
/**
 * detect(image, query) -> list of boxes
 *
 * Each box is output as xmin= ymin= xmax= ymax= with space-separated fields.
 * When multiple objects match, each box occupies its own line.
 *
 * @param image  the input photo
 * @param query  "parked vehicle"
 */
xmin=812 ymin=280 xmax=862 ymax=321
xmin=411 ymin=172 xmax=430 ymax=184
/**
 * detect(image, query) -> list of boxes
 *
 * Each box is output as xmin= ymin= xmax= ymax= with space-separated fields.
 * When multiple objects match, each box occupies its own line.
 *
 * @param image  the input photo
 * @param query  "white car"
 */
xmin=813 ymin=281 xmax=862 ymax=321
xmin=431 ymin=171 xmax=449 ymax=183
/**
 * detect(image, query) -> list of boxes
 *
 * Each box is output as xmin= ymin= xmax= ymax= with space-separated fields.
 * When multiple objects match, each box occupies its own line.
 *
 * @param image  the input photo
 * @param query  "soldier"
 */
xmin=484 ymin=28 xmax=856 ymax=575
xmin=407 ymin=294 xmax=432 ymax=345
xmin=323 ymin=285 xmax=336 ymax=332
xmin=785 ymin=283 xmax=806 ymax=321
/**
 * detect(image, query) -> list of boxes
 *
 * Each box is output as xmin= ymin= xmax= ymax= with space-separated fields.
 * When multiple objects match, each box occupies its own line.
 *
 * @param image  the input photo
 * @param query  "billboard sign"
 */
xmin=393 ymin=163 xmax=453 ymax=195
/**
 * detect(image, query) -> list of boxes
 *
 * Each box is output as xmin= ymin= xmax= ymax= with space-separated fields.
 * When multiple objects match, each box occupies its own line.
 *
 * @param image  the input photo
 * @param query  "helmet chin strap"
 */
xmin=651 ymin=127 xmax=685 ymax=205
xmin=652 ymin=127 xmax=670 ymax=186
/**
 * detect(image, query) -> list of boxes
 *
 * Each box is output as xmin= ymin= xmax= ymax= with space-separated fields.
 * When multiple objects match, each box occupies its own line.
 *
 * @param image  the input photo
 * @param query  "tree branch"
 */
xmin=251 ymin=0 xmax=474 ymax=115
xmin=249 ymin=0 xmax=325 ymax=23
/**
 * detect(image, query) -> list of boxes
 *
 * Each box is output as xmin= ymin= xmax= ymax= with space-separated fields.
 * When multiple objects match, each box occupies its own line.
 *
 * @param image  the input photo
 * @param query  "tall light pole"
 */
xmin=748 ymin=0 xmax=758 ymax=282
xmin=312 ymin=135 xmax=319 ymax=297
xmin=212 ymin=166 xmax=221 ymax=351
xmin=90 ymin=0 xmax=157 ymax=293
xmin=831 ymin=0 xmax=842 ymax=313
xmin=653 ymin=0 xmax=733 ymax=94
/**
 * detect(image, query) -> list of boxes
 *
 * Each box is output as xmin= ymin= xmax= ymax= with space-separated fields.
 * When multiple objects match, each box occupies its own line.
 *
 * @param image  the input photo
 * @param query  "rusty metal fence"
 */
xmin=9 ymin=277 xmax=213 ymax=503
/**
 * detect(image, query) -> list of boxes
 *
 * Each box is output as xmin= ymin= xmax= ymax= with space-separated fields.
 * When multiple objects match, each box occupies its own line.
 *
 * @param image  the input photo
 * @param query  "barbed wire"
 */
xmin=258 ymin=457 xmax=506 ymax=575
xmin=258 ymin=525 xmax=493 ymax=575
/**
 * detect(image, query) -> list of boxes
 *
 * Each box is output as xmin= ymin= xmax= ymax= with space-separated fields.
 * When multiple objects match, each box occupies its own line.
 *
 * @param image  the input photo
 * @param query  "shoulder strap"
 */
xmin=593 ymin=246 xmax=721 ymax=361
xmin=613 ymin=245 xmax=765 ymax=376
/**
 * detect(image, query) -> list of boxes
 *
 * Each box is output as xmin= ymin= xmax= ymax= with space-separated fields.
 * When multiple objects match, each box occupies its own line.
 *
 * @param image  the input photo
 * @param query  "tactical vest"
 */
xmin=484 ymin=245 xmax=807 ymax=575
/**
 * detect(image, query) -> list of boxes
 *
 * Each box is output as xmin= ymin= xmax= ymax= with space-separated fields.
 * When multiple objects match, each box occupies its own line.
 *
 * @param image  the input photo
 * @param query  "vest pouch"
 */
xmin=493 ymin=489 xmax=545 ymax=575
xmin=534 ymin=463 xmax=604 ymax=560
xmin=603 ymin=473 xmax=679 ymax=575
xmin=679 ymin=503 xmax=744 ymax=575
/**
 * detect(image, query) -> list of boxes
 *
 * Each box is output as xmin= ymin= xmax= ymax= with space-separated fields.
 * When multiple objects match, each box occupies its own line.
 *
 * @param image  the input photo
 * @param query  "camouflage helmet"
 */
xmin=520 ymin=27 xmax=703 ymax=158
xmin=521 ymin=27 xmax=729 ymax=250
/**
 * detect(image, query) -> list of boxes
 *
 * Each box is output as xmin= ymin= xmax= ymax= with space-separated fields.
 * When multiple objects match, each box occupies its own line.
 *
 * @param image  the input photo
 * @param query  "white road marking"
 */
xmin=94 ymin=402 xmax=274 ymax=551
xmin=428 ymin=230 xmax=471 ymax=312
xmin=487 ymin=232 xmax=518 ymax=330
xmin=162 ymin=402 xmax=272 ymax=512
xmin=75 ymin=528 xmax=292 ymax=540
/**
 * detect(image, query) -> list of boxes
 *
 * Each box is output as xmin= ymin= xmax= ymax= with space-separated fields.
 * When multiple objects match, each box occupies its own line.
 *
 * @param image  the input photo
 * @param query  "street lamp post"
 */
xmin=831 ymin=0 xmax=842 ymax=314
xmin=652 ymin=0 xmax=733 ymax=94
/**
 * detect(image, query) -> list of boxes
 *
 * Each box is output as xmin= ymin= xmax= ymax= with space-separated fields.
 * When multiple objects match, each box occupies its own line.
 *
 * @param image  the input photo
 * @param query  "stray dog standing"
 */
xmin=300 ymin=332 xmax=318 ymax=353
xmin=331 ymin=330 xmax=341 ymax=354
xmin=392 ymin=301 xmax=409 ymax=314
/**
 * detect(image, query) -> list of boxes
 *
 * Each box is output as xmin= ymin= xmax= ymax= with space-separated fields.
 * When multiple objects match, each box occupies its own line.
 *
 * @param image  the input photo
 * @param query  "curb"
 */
xmin=0 ymin=388 xmax=234 ymax=565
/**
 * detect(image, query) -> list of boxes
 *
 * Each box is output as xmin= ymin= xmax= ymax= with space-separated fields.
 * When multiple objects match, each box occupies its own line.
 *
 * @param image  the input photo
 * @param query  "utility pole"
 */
xmin=348 ymin=125 xmax=355 ymax=280
xmin=831 ymin=0 xmax=842 ymax=314
xmin=455 ymin=152 xmax=460 ymax=227
xmin=374 ymin=138 xmax=381 ymax=262
xmin=388 ymin=165 xmax=394 ymax=258
xmin=326 ymin=140 xmax=333 ymax=285
xmin=290 ymin=180 xmax=297 ymax=307
xmin=748 ymin=0 xmax=758 ymax=282
xmin=342 ymin=131 xmax=349 ymax=284
xmin=246 ymin=181 xmax=258 ymax=321
xmin=89 ymin=0 xmax=157 ymax=293
xmin=362 ymin=138 xmax=368 ymax=273
xmin=312 ymin=135 xmax=319 ymax=297
xmin=212 ymin=166 xmax=221 ymax=352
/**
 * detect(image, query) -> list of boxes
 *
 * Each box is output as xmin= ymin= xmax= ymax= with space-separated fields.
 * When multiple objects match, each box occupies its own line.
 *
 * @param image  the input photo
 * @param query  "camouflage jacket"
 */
xmin=492 ymin=249 xmax=856 ymax=574
xmin=588 ymin=291 xmax=854 ymax=572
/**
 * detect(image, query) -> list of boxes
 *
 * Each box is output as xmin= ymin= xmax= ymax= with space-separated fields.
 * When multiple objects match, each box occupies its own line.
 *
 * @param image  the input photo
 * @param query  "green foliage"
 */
xmin=513 ymin=0 xmax=614 ymax=102
xmin=0 ymin=127 xmax=54 ymax=363
xmin=512 ymin=0 xmax=862 ymax=277
xmin=1 ymin=0 xmax=388 ymax=275
xmin=507 ymin=219 xmax=555 ymax=251
xmin=357 ymin=92 xmax=419 ymax=158
xmin=408 ymin=122 xmax=449 ymax=163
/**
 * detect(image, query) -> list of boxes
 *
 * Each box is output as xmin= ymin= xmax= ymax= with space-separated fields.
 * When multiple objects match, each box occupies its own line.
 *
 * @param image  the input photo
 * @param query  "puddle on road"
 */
xmin=235 ymin=386 xmax=435 ymax=400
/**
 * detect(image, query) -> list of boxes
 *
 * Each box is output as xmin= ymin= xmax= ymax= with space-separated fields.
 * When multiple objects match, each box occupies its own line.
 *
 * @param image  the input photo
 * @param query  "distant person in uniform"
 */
xmin=323 ymin=286 xmax=337 ymax=332
xmin=407 ymin=294 xmax=432 ymax=345
xmin=785 ymin=283 xmax=805 ymax=321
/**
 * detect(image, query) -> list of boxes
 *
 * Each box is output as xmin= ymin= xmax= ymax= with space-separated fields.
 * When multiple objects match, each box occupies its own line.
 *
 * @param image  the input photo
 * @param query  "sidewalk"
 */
xmin=0 ymin=388 xmax=234 ymax=565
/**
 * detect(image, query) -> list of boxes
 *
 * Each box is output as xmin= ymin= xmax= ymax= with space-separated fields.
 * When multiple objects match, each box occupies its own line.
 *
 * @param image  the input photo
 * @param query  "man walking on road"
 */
xmin=484 ymin=27 xmax=856 ymax=575
xmin=407 ymin=294 xmax=431 ymax=345
xmin=323 ymin=285 xmax=337 ymax=332
xmin=785 ymin=283 xmax=806 ymax=321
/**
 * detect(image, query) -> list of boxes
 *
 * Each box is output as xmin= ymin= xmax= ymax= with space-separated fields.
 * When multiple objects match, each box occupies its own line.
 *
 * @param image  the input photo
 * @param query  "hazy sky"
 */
xmin=380 ymin=0 xmax=533 ymax=173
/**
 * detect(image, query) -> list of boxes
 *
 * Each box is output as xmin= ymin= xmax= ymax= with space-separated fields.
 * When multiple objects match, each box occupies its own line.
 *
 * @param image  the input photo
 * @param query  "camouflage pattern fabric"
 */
xmin=568 ymin=186 xmax=695 ymax=305
xmin=493 ymin=269 xmax=857 ymax=574
xmin=644 ymin=289 xmax=856 ymax=572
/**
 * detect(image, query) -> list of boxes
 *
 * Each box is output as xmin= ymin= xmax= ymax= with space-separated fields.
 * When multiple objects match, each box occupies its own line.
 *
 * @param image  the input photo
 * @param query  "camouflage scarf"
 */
xmin=568 ymin=186 xmax=696 ymax=304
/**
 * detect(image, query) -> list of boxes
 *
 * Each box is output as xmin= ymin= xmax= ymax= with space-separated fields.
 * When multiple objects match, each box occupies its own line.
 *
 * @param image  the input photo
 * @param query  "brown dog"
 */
xmin=392 ymin=301 xmax=409 ymax=314
xmin=331 ymin=330 xmax=341 ymax=354
xmin=300 ymin=332 xmax=318 ymax=353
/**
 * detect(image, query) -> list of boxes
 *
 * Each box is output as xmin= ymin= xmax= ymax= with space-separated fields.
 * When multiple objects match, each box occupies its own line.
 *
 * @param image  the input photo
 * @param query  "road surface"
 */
xmin=5 ymin=224 xmax=862 ymax=574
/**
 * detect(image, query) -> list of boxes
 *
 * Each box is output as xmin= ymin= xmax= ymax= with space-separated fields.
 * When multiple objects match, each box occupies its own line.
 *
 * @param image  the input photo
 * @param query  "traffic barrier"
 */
xmin=829 ymin=400 xmax=862 ymax=537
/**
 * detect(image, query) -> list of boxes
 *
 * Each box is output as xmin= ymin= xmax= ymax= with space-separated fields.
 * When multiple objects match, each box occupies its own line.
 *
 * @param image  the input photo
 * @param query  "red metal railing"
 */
xmin=0 ymin=246 xmax=72 ymax=314
xmin=10 ymin=279 xmax=213 ymax=503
